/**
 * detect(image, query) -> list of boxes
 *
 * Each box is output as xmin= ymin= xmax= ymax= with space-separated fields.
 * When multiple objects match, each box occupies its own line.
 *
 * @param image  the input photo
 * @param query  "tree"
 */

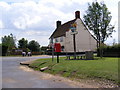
xmin=28 ymin=40 xmax=40 ymax=52
xmin=18 ymin=38 xmax=28 ymax=49
xmin=1 ymin=44 xmax=8 ymax=56
xmin=83 ymin=1 xmax=115 ymax=57
xmin=41 ymin=46 xmax=48 ymax=54
xmin=1 ymin=34 xmax=16 ymax=55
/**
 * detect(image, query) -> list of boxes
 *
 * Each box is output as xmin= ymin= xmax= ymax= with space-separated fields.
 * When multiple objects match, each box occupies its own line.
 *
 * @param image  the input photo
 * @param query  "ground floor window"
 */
xmin=55 ymin=38 xmax=58 ymax=42
xmin=60 ymin=37 xmax=63 ymax=42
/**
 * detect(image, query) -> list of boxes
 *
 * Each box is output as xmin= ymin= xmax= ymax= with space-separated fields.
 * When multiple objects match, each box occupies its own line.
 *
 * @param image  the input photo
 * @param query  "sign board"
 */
xmin=54 ymin=43 xmax=61 ymax=52
xmin=70 ymin=31 xmax=78 ymax=35
xmin=70 ymin=22 xmax=78 ymax=35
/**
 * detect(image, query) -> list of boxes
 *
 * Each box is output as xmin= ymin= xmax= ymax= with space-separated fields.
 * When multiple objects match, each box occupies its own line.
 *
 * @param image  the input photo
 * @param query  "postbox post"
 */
xmin=54 ymin=43 xmax=61 ymax=63
xmin=57 ymin=53 xmax=59 ymax=63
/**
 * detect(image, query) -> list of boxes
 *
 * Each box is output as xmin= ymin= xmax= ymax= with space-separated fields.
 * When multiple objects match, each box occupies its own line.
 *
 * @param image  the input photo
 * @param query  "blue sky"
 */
xmin=0 ymin=0 xmax=119 ymax=46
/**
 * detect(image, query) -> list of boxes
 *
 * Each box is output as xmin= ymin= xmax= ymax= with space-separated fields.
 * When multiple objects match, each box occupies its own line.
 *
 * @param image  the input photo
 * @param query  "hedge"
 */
xmin=97 ymin=44 xmax=120 ymax=57
xmin=1 ymin=45 xmax=8 ymax=56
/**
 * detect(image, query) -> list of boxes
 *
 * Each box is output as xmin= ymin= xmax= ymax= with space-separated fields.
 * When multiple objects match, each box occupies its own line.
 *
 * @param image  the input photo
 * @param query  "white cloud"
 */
xmin=0 ymin=0 xmax=118 ymax=45
xmin=0 ymin=1 xmax=74 ymax=30
xmin=13 ymin=13 xmax=41 ymax=29
xmin=0 ymin=20 xmax=4 ymax=29
xmin=0 ymin=1 xmax=11 ymax=11
xmin=13 ymin=16 xmax=26 ymax=29
xmin=25 ymin=30 xmax=50 ymax=36
xmin=15 ymin=30 xmax=50 ymax=46
xmin=2 ymin=0 xmax=39 ymax=3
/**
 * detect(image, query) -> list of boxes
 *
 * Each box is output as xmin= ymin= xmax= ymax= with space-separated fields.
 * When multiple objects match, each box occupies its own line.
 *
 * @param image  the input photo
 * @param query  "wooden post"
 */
xmin=57 ymin=53 xmax=59 ymax=63
xmin=52 ymin=45 xmax=54 ymax=62
xmin=51 ymin=38 xmax=54 ymax=62
xmin=73 ymin=34 xmax=76 ymax=59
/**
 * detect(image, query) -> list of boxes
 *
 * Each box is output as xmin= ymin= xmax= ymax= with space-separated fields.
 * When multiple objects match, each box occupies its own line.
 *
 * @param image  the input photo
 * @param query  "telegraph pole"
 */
xmin=73 ymin=34 xmax=76 ymax=59
xmin=70 ymin=22 xmax=77 ymax=59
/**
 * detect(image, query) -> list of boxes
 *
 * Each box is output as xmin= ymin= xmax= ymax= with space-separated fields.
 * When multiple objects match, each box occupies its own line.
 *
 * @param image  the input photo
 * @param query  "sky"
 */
xmin=0 ymin=0 xmax=119 ymax=46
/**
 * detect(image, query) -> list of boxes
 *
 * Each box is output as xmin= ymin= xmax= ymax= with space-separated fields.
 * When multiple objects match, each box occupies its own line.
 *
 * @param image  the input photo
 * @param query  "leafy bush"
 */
xmin=104 ymin=44 xmax=120 ymax=52
xmin=97 ymin=44 xmax=120 ymax=57
xmin=32 ymin=52 xmax=41 ymax=55
xmin=2 ymin=44 xmax=8 ymax=56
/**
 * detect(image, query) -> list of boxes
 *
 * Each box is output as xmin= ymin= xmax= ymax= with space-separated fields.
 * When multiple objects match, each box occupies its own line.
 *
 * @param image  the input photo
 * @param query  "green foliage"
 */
xmin=26 ymin=48 xmax=30 ymax=52
xmin=40 ymin=46 xmax=48 ymax=54
xmin=1 ymin=34 xmax=16 ymax=56
xmin=103 ymin=44 xmax=120 ymax=52
xmin=83 ymin=1 xmax=115 ymax=47
xmin=18 ymin=38 xmax=28 ymax=49
xmin=2 ymin=33 xmax=16 ymax=50
xmin=0 ymin=44 xmax=1 ymax=56
xmin=97 ymin=44 xmax=120 ymax=57
xmin=28 ymin=40 xmax=40 ymax=52
xmin=1 ymin=44 xmax=8 ymax=56
xmin=41 ymin=46 xmax=48 ymax=51
xmin=1 ymin=33 xmax=42 ymax=56
xmin=97 ymin=44 xmax=119 ymax=52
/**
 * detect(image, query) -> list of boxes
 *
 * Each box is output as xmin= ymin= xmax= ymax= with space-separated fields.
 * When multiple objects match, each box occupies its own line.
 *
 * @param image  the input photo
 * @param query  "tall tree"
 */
xmin=2 ymin=33 xmax=16 ymax=50
xmin=28 ymin=40 xmax=40 ymax=52
xmin=83 ymin=1 xmax=115 ymax=49
xmin=18 ymin=38 xmax=28 ymax=49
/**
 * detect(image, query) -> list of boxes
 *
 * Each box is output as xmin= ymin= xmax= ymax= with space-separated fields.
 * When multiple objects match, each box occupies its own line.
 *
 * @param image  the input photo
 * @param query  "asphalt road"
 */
xmin=2 ymin=56 xmax=81 ymax=88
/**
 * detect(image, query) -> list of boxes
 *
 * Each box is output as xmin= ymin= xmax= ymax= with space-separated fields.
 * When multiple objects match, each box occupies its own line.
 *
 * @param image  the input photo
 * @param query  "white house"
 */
xmin=49 ymin=11 xmax=97 ymax=53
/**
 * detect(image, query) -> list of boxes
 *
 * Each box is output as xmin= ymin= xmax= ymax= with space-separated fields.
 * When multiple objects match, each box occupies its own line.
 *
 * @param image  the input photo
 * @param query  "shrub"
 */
xmin=97 ymin=44 xmax=120 ymax=57
xmin=2 ymin=45 xmax=8 ymax=56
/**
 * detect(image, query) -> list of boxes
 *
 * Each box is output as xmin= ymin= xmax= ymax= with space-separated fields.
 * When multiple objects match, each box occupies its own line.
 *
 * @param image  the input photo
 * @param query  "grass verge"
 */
xmin=29 ymin=56 xmax=119 ymax=85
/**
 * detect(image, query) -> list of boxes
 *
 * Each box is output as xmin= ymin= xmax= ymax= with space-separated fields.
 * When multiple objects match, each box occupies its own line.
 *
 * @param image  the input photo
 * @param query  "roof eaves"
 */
xmin=49 ymin=19 xmax=76 ymax=39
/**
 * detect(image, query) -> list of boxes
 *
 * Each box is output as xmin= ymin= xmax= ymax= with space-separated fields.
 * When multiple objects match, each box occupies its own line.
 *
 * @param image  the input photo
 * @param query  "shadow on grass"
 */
xmin=64 ymin=56 xmax=105 ymax=61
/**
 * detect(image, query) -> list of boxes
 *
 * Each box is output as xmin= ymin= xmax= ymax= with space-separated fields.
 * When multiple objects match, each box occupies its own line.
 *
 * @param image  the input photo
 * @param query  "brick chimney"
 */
xmin=56 ymin=21 xmax=61 ymax=28
xmin=75 ymin=11 xmax=80 ymax=19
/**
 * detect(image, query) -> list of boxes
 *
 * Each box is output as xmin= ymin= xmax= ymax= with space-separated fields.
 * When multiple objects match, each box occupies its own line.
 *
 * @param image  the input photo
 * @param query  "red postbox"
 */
xmin=54 ymin=43 xmax=61 ymax=52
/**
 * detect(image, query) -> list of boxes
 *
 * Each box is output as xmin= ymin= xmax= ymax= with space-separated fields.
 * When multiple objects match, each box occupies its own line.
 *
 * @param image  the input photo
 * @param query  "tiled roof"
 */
xmin=50 ymin=18 xmax=97 ymax=42
xmin=50 ymin=19 xmax=76 ymax=38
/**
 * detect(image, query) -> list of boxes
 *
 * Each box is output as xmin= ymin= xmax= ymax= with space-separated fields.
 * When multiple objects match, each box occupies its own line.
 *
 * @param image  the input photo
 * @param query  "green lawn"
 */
xmin=29 ymin=57 xmax=119 ymax=84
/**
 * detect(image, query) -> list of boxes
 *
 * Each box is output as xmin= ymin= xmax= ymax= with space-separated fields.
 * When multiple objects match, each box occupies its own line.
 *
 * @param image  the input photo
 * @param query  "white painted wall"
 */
xmin=53 ymin=36 xmax=65 ymax=46
xmin=52 ymin=18 xmax=97 ymax=52
xmin=64 ymin=18 xmax=97 ymax=52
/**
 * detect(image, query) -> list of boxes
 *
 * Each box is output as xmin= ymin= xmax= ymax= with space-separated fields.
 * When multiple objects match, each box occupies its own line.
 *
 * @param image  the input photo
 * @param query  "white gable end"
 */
xmin=64 ymin=19 xmax=97 ymax=52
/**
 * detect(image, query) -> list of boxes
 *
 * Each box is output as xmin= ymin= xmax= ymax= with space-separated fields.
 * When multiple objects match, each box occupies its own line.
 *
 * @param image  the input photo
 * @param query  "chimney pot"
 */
xmin=75 ymin=11 xmax=80 ymax=19
xmin=56 ymin=21 xmax=61 ymax=28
